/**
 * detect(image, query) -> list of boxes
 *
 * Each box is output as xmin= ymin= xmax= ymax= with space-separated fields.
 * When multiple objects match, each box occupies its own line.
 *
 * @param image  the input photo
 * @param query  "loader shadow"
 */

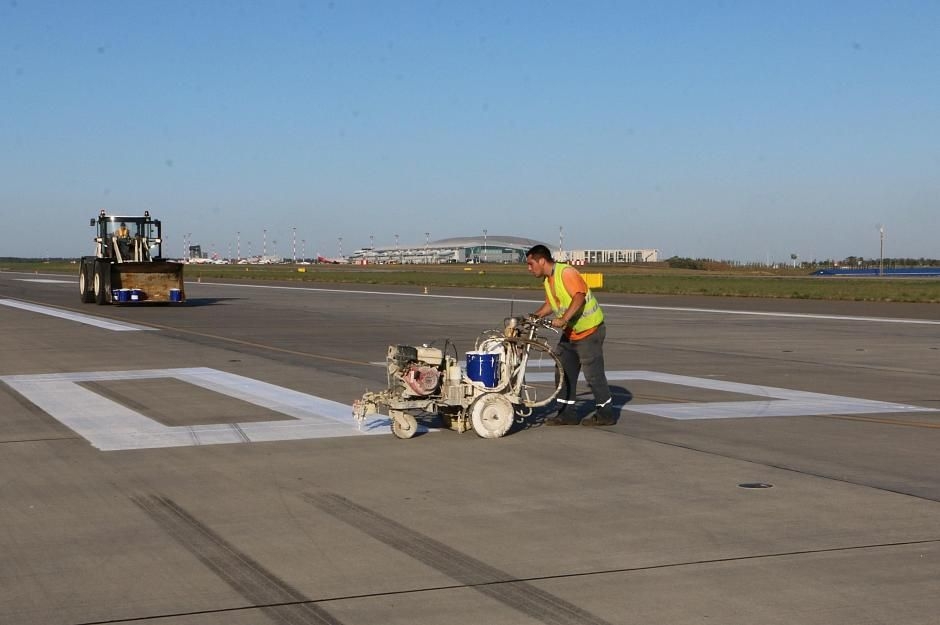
xmin=179 ymin=297 xmax=242 ymax=307
xmin=518 ymin=385 xmax=633 ymax=432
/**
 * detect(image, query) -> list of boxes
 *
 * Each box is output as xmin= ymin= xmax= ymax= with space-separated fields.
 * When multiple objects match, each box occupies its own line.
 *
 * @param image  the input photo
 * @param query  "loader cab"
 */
xmin=93 ymin=210 xmax=164 ymax=263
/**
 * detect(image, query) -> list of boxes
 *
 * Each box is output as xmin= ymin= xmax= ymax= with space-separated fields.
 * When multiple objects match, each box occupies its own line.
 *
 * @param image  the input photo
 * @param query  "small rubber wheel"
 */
xmin=470 ymin=393 xmax=515 ymax=439
xmin=391 ymin=413 xmax=418 ymax=439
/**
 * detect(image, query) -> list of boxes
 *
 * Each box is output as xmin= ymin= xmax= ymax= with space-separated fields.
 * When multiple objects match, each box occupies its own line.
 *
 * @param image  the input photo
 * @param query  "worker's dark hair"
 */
xmin=525 ymin=244 xmax=553 ymax=262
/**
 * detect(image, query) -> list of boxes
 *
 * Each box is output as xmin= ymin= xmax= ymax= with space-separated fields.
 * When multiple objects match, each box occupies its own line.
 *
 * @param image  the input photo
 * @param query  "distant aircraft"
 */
xmin=317 ymin=255 xmax=344 ymax=264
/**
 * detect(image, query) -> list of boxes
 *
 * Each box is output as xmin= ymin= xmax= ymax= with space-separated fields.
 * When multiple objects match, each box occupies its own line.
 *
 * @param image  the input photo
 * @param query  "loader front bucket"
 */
xmin=110 ymin=261 xmax=185 ymax=303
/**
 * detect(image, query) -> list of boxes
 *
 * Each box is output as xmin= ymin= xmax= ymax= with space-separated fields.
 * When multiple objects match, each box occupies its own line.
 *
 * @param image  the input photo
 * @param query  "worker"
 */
xmin=114 ymin=222 xmax=133 ymax=260
xmin=526 ymin=244 xmax=615 ymax=426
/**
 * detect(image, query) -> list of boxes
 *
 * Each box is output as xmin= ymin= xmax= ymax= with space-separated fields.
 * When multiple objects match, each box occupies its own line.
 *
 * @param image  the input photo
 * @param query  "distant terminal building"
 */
xmin=560 ymin=248 xmax=660 ymax=265
xmin=346 ymin=236 xmax=660 ymax=265
xmin=347 ymin=236 xmax=548 ymax=264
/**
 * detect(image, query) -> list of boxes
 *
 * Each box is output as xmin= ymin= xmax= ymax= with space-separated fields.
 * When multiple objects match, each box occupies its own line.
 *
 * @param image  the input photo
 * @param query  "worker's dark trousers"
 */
xmin=554 ymin=323 xmax=612 ymax=409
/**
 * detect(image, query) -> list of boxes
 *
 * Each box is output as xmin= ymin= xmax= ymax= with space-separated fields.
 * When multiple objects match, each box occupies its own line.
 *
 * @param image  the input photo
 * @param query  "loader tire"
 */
xmin=94 ymin=260 xmax=111 ymax=305
xmin=79 ymin=259 xmax=95 ymax=303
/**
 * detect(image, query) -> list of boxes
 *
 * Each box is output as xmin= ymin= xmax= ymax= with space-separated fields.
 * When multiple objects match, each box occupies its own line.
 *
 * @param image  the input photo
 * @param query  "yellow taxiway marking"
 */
xmin=14 ymin=298 xmax=371 ymax=367
xmin=822 ymin=414 xmax=940 ymax=429
xmin=138 ymin=320 xmax=371 ymax=366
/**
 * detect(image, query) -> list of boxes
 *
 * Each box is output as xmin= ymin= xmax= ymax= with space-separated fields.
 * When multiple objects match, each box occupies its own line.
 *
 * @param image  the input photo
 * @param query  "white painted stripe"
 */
xmin=0 ymin=299 xmax=154 ymax=332
xmin=0 ymin=367 xmax=399 ymax=450
xmin=523 ymin=370 xmax=936 ymax=419
xmin=602 ymin=304 xmax=940 ymax=326
xmin=5 ymin=272 xmax=937 ymax=326
xmin=4 ymin=367 xmax=934 ymax=449
xmin=15 ymin=278 xmax=72 ymax=284
xmin=195 ymin=282 xmax=940 ymax=326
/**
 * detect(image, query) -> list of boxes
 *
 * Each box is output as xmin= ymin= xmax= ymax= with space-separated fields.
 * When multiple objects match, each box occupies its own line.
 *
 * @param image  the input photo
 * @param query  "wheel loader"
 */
xmin=78 ymin=209 xmax=185 ymax=304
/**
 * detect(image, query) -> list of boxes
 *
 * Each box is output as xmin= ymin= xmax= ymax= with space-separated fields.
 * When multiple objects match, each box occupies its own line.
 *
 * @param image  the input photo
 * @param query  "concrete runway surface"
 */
xmin=2 ymin=270 xmax=939 ymax=625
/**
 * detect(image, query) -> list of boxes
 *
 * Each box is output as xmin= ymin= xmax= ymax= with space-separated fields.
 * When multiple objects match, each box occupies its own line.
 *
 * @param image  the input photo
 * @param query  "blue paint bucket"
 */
xmin=169 ymin=288 xmax=181 ymax=302
xmin=466 ymin=351 xmax=500 ymax=388
xmin=117 ymin=289 xmax=131 ymax=303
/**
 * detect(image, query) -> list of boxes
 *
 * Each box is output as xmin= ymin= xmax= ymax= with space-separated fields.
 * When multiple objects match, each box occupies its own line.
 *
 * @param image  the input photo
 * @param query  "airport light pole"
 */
xmin=879 ymin=225 xmax=885 ymax=276
xmin=425 ymin=232 xmax=430 ymax=264
xmin=338 ymin=236 xmax=343 ymax=259
xmin=483 ymin=228 xmax=487 ymax=263
xmin=395 ymin=233 xmax=400 ymax=264
xmin=236 ymin=231 xmax=240 ymax=261
xmin=292 ymin=227 xmax=297 ymax=263
xmin=302 ymin=239 xmax=306 ymax=262
xmin=263 ymin=229 xmax=267 ymax=259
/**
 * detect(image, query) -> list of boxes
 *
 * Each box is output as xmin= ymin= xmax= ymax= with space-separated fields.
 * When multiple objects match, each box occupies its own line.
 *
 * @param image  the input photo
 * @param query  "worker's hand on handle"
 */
xmin=526 ymin=314 xmax=559 ymax=333
xmin=550 ymin=317 xmax=567 ymax=329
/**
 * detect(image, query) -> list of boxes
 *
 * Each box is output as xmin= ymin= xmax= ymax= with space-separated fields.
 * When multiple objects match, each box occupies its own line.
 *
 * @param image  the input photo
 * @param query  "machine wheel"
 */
xmin=391 ymin=411 xmax=418 ymax=439
xmin=481 ymin=337 xmax=563 ymax=408
xmin=93 ymin=260 xmax=111 ymax=305
xmin=79 ymin=259 xmax=95 ymax=303
xmin=469 ymin=393 xmax=515 ymax=439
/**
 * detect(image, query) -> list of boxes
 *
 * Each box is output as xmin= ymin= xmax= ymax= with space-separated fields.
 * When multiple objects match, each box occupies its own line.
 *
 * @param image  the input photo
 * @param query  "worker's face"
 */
xmin=526 ymin=256 xmax=549 ymax=279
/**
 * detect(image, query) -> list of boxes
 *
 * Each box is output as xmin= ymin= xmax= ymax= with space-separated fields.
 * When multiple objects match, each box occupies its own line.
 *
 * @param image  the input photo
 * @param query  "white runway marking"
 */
xmin=0 ymin=299 xmax=154 ymax=332
xmin=2 ymin=367 xmax=934 ymax=451
xmin=527 ymin=370 xmax=937 ymax=420
xmin=603 ymin=304 xmax=940 ymax=326
xmin=197 ymin=281 xmax=940 ymax=326
xmin=0 ymin=367 xmax=391 ymax=451
xmin=15 ymin=278 xmax=72 ymax=284
xmin=8 ymin=273 xmax=935 ymax=326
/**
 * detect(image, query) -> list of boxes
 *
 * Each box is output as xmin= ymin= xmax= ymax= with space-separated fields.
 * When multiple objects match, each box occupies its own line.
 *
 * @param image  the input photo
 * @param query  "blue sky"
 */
xmin=2 ymin=1 xmax=938 ymax=262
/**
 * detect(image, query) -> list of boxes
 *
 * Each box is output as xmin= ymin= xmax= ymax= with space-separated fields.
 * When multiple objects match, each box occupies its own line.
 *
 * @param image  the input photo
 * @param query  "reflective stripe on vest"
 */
xmin=543 ymin=262 xmax=604 ymax=333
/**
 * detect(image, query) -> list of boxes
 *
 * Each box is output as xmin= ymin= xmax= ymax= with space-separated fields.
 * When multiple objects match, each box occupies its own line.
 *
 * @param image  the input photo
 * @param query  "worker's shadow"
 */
xmin=178 ymin=297 xmax=242 ymax=307
xmin=518 ymin=385 xmax=633 ymax=431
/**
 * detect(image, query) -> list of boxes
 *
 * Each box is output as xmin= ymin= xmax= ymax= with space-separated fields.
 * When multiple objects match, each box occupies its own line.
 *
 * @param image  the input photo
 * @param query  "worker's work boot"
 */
xmin=580 ymin=405 xmax=616 ymax=426
xmin=544 ymin=407 xmax=580 ymax=426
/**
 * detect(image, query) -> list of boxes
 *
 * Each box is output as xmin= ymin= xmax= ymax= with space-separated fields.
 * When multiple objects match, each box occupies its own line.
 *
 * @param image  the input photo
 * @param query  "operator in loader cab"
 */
xmin=526 ymin=244 xmax=615 ymax=426
xmin=115 ymin=222 xmax=133 ymax=259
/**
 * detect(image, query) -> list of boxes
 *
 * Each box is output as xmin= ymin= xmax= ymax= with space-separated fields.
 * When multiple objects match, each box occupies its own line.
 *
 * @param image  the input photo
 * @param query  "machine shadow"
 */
xmin=515 ymin=384 xmax=633 ymax=432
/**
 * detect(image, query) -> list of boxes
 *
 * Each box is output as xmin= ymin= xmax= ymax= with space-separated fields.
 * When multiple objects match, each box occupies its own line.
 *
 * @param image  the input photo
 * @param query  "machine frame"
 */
xmin=353 ymin=316 xmax=563 ymax=439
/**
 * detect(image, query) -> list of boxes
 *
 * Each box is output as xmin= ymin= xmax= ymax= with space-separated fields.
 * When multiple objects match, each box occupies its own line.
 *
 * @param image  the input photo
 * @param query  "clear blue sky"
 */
xmin=2 ymin=1 xmax=938 ymax=262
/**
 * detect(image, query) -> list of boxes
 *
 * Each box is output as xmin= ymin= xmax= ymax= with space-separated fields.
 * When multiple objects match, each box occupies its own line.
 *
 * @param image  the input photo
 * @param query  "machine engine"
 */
xmin=387 ymin=345 xmax=446 ymax=398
